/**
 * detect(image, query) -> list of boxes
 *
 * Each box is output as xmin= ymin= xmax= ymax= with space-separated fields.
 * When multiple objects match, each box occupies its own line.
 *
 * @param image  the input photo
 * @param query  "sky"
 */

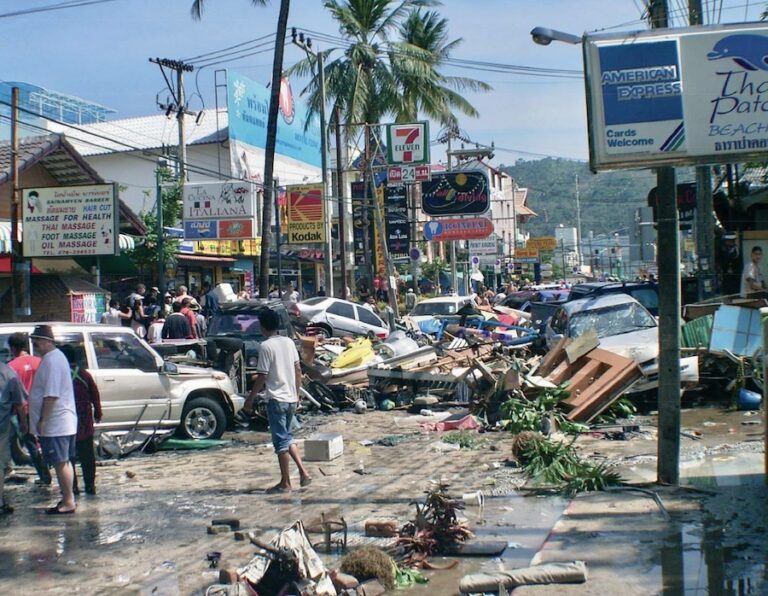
xmin=1 ymin=0 xmax=765 ymax=166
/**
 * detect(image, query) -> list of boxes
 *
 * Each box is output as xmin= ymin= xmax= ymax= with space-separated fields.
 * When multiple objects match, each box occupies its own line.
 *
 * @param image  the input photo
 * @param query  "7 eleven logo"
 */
xmin=387 ymin=121 xmax=430 ymax=165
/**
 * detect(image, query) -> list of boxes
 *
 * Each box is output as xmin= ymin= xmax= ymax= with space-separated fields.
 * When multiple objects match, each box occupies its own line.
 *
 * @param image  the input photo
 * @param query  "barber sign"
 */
xmin=386 ymin=121 xmax=430 ymax=165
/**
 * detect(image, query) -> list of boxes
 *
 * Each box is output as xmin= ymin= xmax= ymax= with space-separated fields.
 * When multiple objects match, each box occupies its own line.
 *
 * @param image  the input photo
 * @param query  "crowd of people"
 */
xmin=0 ymin=325 xmax=102 ymax=515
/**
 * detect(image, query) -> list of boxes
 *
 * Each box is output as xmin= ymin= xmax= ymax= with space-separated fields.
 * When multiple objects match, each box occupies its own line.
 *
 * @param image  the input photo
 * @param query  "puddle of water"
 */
xmin=652 ymin=518 xmax=766 ymax=595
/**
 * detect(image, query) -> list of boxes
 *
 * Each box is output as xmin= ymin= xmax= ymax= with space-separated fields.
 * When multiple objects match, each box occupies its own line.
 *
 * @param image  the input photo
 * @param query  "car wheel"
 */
xmin=178 ymin=396 xmax=227 ymax=440
xmin=10 ymin=434 xmax=31 ymax=466
xmin=313 ymin=324 xmax=332 ymax=339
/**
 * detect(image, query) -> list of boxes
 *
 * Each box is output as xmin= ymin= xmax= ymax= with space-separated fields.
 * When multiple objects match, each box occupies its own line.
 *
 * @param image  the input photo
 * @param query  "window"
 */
xmin=327 ymin=301 xmax=355 ymax=320
xmin=54 ymin=332 xmax=87 ymax=369
xmin=91 ymin=332 xmax=158 ymax=373
xmin=550 ymin=309 xmax=568 ymax=334
xmin=358 ymin=307 xmax=383 ymax=327
xmin=630 ymin=288 xmax=659 ymax=313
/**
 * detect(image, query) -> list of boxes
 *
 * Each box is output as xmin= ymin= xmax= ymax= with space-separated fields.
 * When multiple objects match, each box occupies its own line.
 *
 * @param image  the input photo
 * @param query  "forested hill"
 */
xmin=500 ymin=158 xmax=658 ymax=237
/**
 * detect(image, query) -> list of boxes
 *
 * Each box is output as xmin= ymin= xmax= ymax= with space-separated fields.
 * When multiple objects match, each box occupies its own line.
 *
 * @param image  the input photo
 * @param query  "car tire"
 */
xmin=10 ymin=434 xmax=31 ymax=466
xmin=313 ymin=324 xmax=333 ymax=339
xmin=178 ymin=396 xmax=227 ymax=440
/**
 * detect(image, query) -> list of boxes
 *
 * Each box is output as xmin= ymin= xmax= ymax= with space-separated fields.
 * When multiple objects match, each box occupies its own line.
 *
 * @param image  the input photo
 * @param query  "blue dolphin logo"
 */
xmin=707 ymin=34 xmax=768 ymax=71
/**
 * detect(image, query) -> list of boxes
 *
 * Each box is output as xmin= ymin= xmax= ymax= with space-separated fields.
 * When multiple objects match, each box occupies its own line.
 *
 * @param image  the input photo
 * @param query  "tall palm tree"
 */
xmin=191 ymin=0 xmax=290 ymax=298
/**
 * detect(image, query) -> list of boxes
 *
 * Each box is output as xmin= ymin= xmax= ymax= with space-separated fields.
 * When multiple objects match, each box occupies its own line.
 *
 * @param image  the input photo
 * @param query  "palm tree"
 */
xmin=191 ymin=0 xmax=290 ymax=298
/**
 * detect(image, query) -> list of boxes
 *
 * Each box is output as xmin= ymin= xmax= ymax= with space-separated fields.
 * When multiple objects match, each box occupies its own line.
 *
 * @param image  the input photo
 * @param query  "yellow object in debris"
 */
xmin=331 ymin=337 xmax=375 ymax=369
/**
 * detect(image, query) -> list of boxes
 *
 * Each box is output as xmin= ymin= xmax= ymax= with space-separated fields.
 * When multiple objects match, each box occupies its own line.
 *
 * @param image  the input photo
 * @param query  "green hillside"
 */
xmin=500 ymin=158 xmax=658 ymax=237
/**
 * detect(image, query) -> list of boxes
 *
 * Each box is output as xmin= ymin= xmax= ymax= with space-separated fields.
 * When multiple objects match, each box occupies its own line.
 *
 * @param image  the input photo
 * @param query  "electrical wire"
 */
xmin=0 ymin=0 xmax=120 ymax=19
xmin=191 ymin=38 xmax=284 ymax=68
xmin=182 ymin=32 xmax=276 ymax=63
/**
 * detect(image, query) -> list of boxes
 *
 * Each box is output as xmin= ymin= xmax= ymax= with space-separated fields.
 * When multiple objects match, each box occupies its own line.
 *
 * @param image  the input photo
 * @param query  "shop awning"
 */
xmin=176 ymin=254 xmax=236 ymax=264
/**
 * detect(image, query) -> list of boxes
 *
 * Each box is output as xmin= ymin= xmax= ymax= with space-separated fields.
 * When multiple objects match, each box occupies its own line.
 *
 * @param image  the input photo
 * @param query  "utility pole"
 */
xmin=156 ymin=161 xmax=166 ymax=299
xmin=688 ymin=0 xmax=715 ymax=299
xmin=9 ymin=87 xmax=19 ymax=322
xmin=575 ymin=174 xmax=583 ymax=270
xmin=334 ymin=106 xmax=348 ymax=298
xmin=292 ymin=29 xmax=333 ymax=297
xmin=650 ymin=0 xmax=682 ymax=486
xmin=149 ymin=58 xmax=194 ymax=183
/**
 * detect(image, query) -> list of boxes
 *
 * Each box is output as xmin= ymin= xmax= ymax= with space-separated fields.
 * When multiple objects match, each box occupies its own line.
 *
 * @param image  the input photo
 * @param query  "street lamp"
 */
xmin=530 ymin=27 xmax=582 ymax=46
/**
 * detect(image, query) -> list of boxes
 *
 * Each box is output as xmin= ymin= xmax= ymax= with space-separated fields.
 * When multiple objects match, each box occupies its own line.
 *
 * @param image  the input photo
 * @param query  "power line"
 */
xmin=0 ymin=0 xmax=120 ymax=19
xmin=182 ymin=32 xmax=276 ymax=62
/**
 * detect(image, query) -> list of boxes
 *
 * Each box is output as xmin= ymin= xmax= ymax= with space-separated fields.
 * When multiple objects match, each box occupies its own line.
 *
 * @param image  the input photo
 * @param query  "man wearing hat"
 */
xmin=28 ymin=325 xmax=78 ymax=514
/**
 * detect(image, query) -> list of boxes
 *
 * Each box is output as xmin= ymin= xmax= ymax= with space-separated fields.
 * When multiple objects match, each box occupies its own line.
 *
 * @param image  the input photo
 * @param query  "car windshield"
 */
xmin=411 ymin=302 xmax=459 ymax=316
xmin=208 ymin=312 xmax=265 ymax=338
xmin=568 ymin=302 xmax=655 ymax=339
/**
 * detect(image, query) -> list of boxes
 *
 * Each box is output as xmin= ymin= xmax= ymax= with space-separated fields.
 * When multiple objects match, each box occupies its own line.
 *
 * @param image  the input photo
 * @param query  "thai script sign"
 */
xmin=21 ymin=184 xmax=118 ymax=257
xmin=526 ymin=236 xmax=557 ymax=251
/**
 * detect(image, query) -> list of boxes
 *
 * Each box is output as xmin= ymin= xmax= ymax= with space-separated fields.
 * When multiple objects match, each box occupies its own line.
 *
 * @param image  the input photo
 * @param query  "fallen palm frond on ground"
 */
xmin=514 ymin=433 xmax=623 ymax=496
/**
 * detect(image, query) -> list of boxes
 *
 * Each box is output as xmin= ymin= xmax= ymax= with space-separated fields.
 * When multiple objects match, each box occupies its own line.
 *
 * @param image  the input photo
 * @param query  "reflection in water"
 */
xmin=659 ymin=516 xmax=765 ymax=595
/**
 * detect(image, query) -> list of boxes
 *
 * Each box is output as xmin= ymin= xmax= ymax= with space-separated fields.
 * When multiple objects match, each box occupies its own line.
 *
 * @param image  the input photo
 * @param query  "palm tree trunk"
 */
xmin=258 ymin=0 xmax=290 ymax=298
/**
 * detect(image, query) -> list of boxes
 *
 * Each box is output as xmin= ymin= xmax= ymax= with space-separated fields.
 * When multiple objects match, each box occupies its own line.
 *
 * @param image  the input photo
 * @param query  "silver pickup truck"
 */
xmin=0 ymin=323 xmax=245 ymax=440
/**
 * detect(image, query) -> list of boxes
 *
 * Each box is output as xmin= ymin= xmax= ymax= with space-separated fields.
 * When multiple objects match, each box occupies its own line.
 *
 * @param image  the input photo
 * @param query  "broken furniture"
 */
xmin=304 ymin=509 xmax=348 ymax=553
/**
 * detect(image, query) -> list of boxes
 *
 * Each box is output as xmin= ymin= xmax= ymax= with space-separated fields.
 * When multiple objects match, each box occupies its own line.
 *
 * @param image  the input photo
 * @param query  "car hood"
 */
xmin=598 ymin=326 xmax=659 ymax=363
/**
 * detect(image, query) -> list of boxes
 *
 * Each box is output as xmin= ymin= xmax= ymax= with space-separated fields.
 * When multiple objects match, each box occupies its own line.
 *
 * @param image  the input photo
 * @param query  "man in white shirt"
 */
xmin=100 ymin=298 xmax=126 ymax=325
xmin=29 ymin=325 xmax=78 ymax=514
xmin=741 ymin=246 xmax=765 ymax=297
xmin=243 ymin=308 xmax=311 ymax=493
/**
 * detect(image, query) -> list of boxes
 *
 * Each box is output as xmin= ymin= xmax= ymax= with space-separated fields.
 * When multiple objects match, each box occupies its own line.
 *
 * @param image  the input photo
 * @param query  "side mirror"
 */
xmin=162 ymin=361 xmax=179 ymax=375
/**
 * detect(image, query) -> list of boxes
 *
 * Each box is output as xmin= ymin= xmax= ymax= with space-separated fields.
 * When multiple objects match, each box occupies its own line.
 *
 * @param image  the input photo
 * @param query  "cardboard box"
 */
xmin=304 ymin=433 xmax=344 ymax=461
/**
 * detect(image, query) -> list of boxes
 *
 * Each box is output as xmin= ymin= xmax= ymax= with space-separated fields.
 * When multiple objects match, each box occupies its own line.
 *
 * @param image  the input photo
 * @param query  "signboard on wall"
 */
xmin=182 ymin=181 xmax=257 ymax=240
xmin=421 ymin=171 xmax=490 ymax=216
xmin=585 ymin=23 xmax=768 ymax=170
xmin=285 ymin=184 xmax=326 ymax=244
xmin=21 ymin=184 xmax=118 ymax=257
xmin=386 ymin=121 xmax=430 ymax=165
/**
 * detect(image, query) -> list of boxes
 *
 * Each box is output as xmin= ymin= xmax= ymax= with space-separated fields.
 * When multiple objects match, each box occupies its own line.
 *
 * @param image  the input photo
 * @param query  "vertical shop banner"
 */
xmin=373 ymin=186 xmax=385 ymax=274
xmin=21 ymin=184 xmax=118 ymax=257
xmin=384 ymin=185 xmax=410 ymax=259
xmin=351 ymin=182 xmax=370 ymax=268
xmin=285 ymin=184 xmax=326 ymax=244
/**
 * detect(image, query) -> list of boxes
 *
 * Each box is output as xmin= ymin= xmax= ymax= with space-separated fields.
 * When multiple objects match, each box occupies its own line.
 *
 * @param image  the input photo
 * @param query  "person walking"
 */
xmin=0 ymin=361 xmax=27 ymax=514
xmin=28 ymin=325 xmax=78 ymax=514
xmin=60 ymin=346 xmax=101 ymax=496
xmin=8 ymin=333 xmax=51 ymax=486
xmin=242 ymin=308 xmax=311 ymax=494
xmin=405 ymin=288 xmax=417 ymax=312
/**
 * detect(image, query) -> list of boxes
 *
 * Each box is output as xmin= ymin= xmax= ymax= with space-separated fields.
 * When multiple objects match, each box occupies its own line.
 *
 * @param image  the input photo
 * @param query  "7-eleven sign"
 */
xmin=386 ymin=121 xmax=430 ymax=165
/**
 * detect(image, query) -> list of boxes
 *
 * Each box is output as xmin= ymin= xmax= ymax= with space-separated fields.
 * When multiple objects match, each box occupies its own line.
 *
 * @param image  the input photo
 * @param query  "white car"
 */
xmin=288 ymin=297 xmax=390 ymax=339
xmin=545 ymin=294 xmax=697 ymax=393
xmin=0 ymin=323 xmax=244 ymax=440
xmin=407 ymin=296 xmax=476 ymax=324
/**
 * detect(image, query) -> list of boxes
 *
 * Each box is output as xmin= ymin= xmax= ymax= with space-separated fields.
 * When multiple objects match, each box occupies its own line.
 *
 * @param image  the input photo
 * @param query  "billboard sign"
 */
xmin=386 ymin=121 xmax=430 ymax=165
xmin=421 ymin=171 xmax=490 ymax=216
xmin=384 ymin=185 xmax=410 ymax=258
xmin=21 ymin=184 xmax=118 ymax=257
xmin=469 ymin=237 xmax=498 ymax=265
xmin=182 ymin=181 xmax=257 ymax=240
xmin=387 ymin=164 xmax=431 ymax=185
xmin=227 ymin=70 xmax=321 ymax=167
xmin=423 ymin=217 xmax=494 ymax=241
xmin=585 ymin=23 xmax=768 ymax=170
xmin=526 ymin=236 xmax=557 ymax=251
xmin=285 ymin=184 xmax=326 ymax=244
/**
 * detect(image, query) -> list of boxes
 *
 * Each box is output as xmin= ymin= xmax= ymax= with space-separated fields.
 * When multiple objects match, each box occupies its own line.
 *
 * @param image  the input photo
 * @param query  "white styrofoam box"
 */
xmin=303 ymin=433 xmax=344 ymax=461
xmin=214 ymin=283 xmax=236 ymax=303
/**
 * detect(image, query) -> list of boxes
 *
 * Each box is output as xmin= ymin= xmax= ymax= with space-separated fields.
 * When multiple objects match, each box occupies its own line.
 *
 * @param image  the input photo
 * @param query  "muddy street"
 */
xmin=0 ymin=406 xmax=764 ymax=595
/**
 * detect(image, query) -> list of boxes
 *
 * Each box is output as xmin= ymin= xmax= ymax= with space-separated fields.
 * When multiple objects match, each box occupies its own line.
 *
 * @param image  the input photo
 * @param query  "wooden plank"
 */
xmin=537 ymin=337 xmax=569 ymax=377
xmin=564 ymin=330 xmax=599 ymax=364
xmin=562 ymin=358 xmax=604 ymax=397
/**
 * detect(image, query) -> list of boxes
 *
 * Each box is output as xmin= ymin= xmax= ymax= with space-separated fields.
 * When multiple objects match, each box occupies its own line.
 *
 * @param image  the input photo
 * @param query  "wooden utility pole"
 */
xmin=650 ymin=0 xmax=682 ymax=486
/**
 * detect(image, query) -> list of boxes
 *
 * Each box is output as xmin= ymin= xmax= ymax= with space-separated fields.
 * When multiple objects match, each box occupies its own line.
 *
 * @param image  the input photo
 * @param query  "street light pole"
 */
xmin=575 ymin=174 xmax=583 ymax=270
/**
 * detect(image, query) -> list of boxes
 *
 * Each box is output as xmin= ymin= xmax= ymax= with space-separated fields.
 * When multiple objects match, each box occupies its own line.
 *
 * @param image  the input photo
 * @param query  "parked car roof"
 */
xmin=559 ymin=292 xmax=646 ymax=315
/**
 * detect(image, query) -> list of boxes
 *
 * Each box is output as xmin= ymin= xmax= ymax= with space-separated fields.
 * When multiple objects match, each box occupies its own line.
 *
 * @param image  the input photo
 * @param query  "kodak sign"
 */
xmin=386 ymin=121 xmax=430 ymax=165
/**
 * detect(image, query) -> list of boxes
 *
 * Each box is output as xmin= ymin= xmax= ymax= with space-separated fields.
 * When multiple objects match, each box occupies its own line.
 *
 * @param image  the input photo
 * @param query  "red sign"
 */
xmin=423 ymin=217 xmax=494 ymax=241
xmin=387 ymin=164 xmax=431 ymax=185
xmin=218 ymin=219 xmax=254 ymax=239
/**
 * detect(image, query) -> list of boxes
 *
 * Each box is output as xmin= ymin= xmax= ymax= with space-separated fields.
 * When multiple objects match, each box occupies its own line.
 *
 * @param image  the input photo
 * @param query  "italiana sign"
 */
xmin=286 ymin=184 xmax=326 ymax=245
xmin=421 ymin=171 xmax=490 ymax=217
xmin=21 ymin=184 xmax=118 ymax=257
xmin=386 ymin=121 xmax=430 ymax=165
xmin=584 ymin=23 xmax=768 ymax=170
xmin=182 ymin=181 xmax=257 ymax=240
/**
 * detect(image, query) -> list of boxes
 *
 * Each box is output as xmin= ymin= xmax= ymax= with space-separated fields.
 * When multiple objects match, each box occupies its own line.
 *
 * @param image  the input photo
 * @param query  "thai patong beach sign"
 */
xmin=584 ymin=22 xmax=768 ymax=171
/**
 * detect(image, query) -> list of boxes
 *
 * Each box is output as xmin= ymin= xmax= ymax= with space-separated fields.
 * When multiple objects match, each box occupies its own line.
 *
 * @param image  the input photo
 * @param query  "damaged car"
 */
xmin=545 ymin=294 xmax=698 ymax=393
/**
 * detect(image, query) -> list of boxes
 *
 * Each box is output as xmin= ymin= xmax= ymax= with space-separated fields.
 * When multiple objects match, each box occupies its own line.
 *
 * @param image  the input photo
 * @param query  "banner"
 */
xmin=285 ymin=184 xmax=326 ymax=244
xmin=421 ymin=171 xmax=490 ymax=216
xmin=384 ymin=185 xmax=410 ymax=260
xmin=227 ymin=70 xmax=322 ymax=182
xmin=22 ymin=184 xmax=118 ymax=257
xmin=585 ymin=22 xmax=768 ymax=170
xmin=182 ymin=180 xmax=257 ymax=240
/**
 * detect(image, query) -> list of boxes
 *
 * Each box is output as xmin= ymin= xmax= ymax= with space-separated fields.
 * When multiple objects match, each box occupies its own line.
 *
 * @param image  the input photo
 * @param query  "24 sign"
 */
xmin=386 ymin=121 xmax=430 ymax=165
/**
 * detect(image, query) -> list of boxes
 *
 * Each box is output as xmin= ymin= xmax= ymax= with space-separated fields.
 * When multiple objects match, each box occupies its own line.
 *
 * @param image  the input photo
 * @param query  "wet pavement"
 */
xmin=0 ymin=406 xmax=764 ymax=595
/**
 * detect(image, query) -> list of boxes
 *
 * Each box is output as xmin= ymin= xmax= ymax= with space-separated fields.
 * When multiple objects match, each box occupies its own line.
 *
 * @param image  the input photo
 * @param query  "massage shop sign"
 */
xmin=22 ymin=184 xmax=118 ymax=257
xmin=584 ymin=22 xmax=768 ymax=171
